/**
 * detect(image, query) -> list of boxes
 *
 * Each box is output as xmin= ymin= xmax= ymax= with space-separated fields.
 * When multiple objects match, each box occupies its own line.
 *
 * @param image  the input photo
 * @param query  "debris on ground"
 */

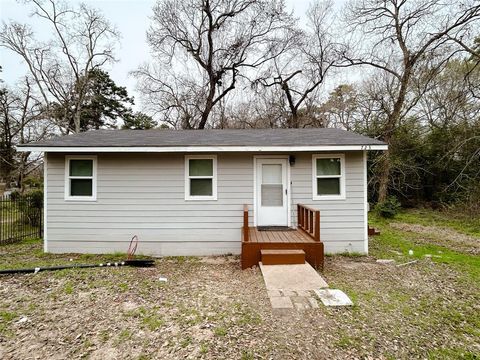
xmin=17 ymin=316 xmax=29 ymax=324
xmin=396 ymin=260 xmax=418 ymax=267
xmin=314 ymin=289 xmax=353 ymax=307
xmin=376 ymin=259 xmax=395 ymax=264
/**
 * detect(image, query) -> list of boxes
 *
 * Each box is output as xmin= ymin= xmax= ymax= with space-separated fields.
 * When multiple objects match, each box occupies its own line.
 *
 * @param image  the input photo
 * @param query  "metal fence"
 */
xmin=0 ymin=194 xmax=43 ymax=245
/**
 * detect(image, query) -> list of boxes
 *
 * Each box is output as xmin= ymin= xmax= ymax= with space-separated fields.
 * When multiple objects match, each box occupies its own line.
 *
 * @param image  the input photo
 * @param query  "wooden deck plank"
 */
xmin=279 ymin=230 xmax=292 ymax=243
xmin=270 ymin=231 xmax=282 ymax=242
xmin=264 ymin=230 xmax=276 ymax=243
xmin=249 ymin=227 xmax=258 ymax=243
xmin=243 ymin=227 xmax=316 ymax=244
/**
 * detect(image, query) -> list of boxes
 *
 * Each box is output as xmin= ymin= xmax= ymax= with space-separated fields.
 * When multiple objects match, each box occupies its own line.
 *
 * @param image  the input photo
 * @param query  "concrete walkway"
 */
xmin=260 ymin=262 xmax=329 ymax=310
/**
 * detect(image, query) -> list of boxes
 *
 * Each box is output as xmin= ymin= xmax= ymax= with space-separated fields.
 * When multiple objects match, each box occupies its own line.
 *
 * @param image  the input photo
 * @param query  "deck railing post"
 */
xmin=304 ymin=208 xmax=308 ymax=231
xmin=309 ymin=210 xmax=313 ymax=234
xmin=243 ymin=204 xmax=249 ymax=242
xmin=297 ymin=204 xmax=301 ymax=228
xmin=314 ymin=210 xmax=320 ymax=242
xmin=297 ymin=204 xmax=321 ymax=243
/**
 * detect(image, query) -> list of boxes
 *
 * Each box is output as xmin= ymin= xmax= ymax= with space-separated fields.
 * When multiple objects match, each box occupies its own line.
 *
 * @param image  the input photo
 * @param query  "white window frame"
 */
xmin=312 ymin=153 xmax=346 ymax=200
xmin=185 ymin=155 xmax=217 ymax=201
xmin=64 ymin=155 xmax=97 ymax=201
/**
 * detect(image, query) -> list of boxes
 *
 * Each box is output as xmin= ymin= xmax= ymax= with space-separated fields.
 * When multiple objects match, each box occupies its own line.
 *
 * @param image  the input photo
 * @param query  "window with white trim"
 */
xmin=185 ymin=155 xmax=217 ymax=200
xmin=65 ymin=156 xmax=97 ymax=201
xmin=312 ymin=154 xmax=345 ymax=200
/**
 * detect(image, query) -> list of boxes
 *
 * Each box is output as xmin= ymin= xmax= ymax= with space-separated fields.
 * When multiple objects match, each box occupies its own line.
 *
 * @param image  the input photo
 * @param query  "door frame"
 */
xmin=253 ymin=155 xmax=291 ymax=227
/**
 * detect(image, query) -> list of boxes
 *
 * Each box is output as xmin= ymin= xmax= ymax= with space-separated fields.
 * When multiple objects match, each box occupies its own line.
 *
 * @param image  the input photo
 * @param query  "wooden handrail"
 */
xmin=297 ymin=204 xmax=320 ymax=242
xmin=243 ymin=204 xmax=249 ymax=242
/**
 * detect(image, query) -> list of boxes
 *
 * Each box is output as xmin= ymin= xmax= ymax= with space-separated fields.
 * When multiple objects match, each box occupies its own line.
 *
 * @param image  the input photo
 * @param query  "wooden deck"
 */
xmin=241 ymin=204 xmax=324 ymax=270
xmin=246 ymin=227 xmax=316 ymax=243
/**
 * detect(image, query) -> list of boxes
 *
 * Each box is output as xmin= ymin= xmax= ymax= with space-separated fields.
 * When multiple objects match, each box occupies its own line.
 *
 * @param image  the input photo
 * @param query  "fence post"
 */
xmin=39 ymin=205 xmax=43 ymax=238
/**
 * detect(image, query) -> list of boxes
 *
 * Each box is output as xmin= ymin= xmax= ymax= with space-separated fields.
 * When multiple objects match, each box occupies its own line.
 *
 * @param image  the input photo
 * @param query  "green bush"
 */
xmin=9 ymin=190 xmax=21 ymax=201
xmin=23 ymin=176 xmax=43 ymax=189
xmin=375 ymin=196 xmax=401 ymax=218
xmin=10 ymin=190 xmax=44 ymax=226
xmin=27 ymin=189 xmax=43 ymax=209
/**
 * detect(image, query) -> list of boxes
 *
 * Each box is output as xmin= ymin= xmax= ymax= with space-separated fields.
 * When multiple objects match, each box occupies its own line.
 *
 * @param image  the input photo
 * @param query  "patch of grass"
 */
xmin=174 ymin=305 xmax=205 ymax=326
xmin=118 ymin=329 xmax=133 ymax=341
xmin=369 ymin=226 xmax=480 ymax=281
xmin=241 ymin=350 xmax=255 ymax=360
xmin=334 ymin=333 xmax=356 ymax=349
xmin=20 ymin=238 xmax=42 ymax=245
xmin=179 ymin=336 xmax=192 ymax=348
xmin=83 ymin=338 xmax=93 ymax=349
xmin=77 ymin=252 xmax=127 ymax=262
xmin=199 ymin=342 xmax=209 ymax=355
xmin=124 ymin=306 xmax=147 ymax=318
xmin=118 ymin=283 xmax=129 ymax=292
xmin=427 ymin=348 xmax=480 ymax=359
xmin=99 ymin=329 xmax=110 ymax=342
xmin=213 ymin=326 xmax=228 ymax=336
xmin=0 ymin=310 xmax=17 ymax=322
xmin=0 ymin=310 xmax=17 ymax=336
xmin=63 ymin=282 xmax=74 ymax=295
xmin=232 ymin=303 xmax=262 ymax=326
xmin=141 ymin=313 xmax=165 ymax=331
xmin=393 ymin=208 xmax=480 ymax=237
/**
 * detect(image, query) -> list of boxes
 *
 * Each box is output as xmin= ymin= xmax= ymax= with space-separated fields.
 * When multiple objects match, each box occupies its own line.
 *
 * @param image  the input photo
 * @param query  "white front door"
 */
xmin=256 ymin=158 xmax=289 ymax=226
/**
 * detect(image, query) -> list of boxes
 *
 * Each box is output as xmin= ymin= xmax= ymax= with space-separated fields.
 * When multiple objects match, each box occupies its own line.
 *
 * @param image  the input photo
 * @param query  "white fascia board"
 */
xmin=18 ymin=144 xmax=388 ymax=153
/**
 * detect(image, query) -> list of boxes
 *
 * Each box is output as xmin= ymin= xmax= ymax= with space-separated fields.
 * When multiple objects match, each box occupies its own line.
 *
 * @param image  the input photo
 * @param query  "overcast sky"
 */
xmin=0 ymin=0 xmax=347 ymax=106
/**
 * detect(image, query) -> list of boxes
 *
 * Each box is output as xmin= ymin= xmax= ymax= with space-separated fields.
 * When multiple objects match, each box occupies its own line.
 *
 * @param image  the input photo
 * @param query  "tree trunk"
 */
xmin=74 ymin=111 xmax=81 ymax=133
xmin=377 ymin=66 xmax=412 ymax=203
xmin=377 ymin=148 xmax=391 ymax=203
xmin=198 ymin=107 xmax=211 ymax=129
xmin=198 ymin=84 xmax=216 ymax=129
xmin=287 ymin=111 xmax=299 ymax=128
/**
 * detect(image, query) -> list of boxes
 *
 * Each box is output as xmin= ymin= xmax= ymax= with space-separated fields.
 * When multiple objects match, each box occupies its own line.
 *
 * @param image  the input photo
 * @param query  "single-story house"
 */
xmin=19 ymin=128 xmax=387 ymax=269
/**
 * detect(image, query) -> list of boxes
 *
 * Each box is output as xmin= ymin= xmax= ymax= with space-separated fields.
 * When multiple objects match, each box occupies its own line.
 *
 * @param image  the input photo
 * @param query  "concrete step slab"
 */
xmin=260 ymin=262 xmax=328 ymax=291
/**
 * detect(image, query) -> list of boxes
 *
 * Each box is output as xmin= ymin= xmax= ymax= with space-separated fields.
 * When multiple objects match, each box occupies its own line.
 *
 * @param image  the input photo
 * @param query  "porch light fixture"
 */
xmin=289 ymin=155 xmax=296 ymax=166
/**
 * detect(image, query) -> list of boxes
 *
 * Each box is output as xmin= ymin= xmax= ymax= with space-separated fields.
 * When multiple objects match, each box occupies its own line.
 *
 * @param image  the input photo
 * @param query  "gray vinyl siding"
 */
xmin=290 ymin=151 xmax=367 ymax=253
xmin=45 ymin=151 xmax=367 ymax=256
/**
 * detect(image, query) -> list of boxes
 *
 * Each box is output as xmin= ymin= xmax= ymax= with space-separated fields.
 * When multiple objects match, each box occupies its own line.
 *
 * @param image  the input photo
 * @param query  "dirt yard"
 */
xmin=0 ymin=210 xmax=479 ymax=359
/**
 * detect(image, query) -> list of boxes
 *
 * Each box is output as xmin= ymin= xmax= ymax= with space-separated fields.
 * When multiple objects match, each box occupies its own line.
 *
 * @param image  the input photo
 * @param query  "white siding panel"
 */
xmin=46 ymin=151 xmax=367 ymax=256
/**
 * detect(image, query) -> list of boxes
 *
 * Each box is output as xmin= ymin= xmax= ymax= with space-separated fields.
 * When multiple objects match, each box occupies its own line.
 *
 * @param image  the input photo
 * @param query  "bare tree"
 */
xmin=254 ymin=0 xmax=346 ymax=128
xmin=0 ymin=78 xmax=51 ymax=187
xmin=343 ymin=0 xmax=480 ymax=202
xmin=134 ymin=0 xmax=296 ymax=129
xmin=0 ymin=0 xmax=119 ymax=133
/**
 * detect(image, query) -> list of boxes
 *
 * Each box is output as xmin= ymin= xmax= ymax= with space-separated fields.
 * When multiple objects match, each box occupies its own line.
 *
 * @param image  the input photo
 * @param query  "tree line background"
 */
xmin=1 ymin=0 xmax=479 ymax=214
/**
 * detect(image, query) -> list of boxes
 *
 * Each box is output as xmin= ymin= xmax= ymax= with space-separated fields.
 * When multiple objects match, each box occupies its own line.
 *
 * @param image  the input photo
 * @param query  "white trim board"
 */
xmin=18 ymin=144 xmax=388 ymax=153
xmin=363 ymin=150 xmax=369 ymax=254
xmin=43 ymin=153 xmax=48 ymax=253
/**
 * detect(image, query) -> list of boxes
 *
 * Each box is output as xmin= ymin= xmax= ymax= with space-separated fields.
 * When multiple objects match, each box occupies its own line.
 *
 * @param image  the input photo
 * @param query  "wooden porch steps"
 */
xmin=241 ymin=204 xmax=324 ymax=270
xmin=261 ymin=249 xmax=306 ymax=265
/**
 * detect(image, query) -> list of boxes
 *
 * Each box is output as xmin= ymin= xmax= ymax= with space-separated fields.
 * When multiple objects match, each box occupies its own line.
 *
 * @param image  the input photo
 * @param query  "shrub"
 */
xmin=9 ymin=190 xmax=44 ymax=226
xmin=375 ymin=196 xmax=401 ymax=218
xmin=23 ymin=176 xmax=43 ymax=189
xmin=9 ymin=190 xmax=21 ymax=201
xmin=27 ymin=189 xmax=44 ymax=209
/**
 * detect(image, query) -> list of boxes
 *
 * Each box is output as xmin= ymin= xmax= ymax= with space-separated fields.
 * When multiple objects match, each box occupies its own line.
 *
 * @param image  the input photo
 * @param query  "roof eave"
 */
xmin=17 ymin=144 xmax=388 ymax=153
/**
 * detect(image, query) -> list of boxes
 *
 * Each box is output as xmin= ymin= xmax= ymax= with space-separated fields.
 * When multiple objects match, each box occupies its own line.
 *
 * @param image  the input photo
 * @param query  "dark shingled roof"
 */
xmin=19 ymin=128 xmax=385 ymax=148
